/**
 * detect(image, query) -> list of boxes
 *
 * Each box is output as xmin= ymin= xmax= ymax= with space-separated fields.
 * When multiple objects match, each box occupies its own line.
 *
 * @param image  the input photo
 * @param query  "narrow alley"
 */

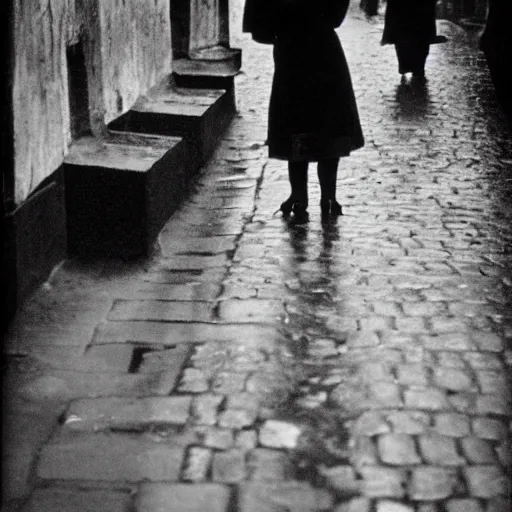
xmin=3 ymin=4 xmax=512 ymax=512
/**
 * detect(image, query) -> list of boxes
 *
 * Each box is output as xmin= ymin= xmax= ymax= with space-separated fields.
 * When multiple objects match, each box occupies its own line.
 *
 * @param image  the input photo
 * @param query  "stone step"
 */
xmin=172 ymin=47 xmax=242 ymax=108
xmin=173 ymin=57 xmax=241 ymax=91
xmin=64 ymin=131 xmax=190 ymax=258
xmin=189 ymin=45 xmax=242 ymax=64
xmin=109 ymin=81 xmax=234 ymax=167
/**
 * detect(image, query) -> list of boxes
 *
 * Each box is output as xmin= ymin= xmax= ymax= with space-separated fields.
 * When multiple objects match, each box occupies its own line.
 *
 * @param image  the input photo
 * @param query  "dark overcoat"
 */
xmin=243 ymin=0 xmax=364 ymax=162
xmin=242 ymin=0 xmax=276 ymax=44
xmin=381 ymin=0 xmax=441 ymax=45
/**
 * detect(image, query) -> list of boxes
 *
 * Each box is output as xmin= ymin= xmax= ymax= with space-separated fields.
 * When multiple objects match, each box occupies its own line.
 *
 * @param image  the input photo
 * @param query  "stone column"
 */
xmin=170 ymin=0 xmax=241 ymax=107
xmin=218 ymin=0 xmax=230 ymax=47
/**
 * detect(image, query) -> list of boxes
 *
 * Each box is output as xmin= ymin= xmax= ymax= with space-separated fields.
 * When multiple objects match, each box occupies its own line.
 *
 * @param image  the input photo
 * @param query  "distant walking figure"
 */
xmin=243 ymin=0 xmax=364 ymax=221
xmin=360 ymin=0 xmax=379 ymax=18
xmin=381 ymin=0 xmax=447 ymax=79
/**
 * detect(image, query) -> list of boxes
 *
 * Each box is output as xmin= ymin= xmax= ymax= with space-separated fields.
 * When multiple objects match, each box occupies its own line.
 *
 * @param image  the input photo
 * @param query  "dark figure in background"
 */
xmin=480 ymin=0 xmax=512 ymax=125
xmin=360 ymin=0 xmax=379 ymax=18
xmin=381 ymin=0 xmax=447 ymax=79
xmin=243 ymin=0 xmax=364 ymax=221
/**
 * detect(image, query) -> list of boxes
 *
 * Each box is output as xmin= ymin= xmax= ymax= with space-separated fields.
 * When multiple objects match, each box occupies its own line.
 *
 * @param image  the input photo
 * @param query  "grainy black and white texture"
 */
xmin=3 ymin=3 xmax=512 ymax=512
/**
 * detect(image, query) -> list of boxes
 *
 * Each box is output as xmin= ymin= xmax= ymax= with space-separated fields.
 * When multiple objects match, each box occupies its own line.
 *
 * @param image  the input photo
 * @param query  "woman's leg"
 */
xmin=317 ymin=158 xmax=339 ymax=201
xmin=395 ymin=42 xmax=429 ymax=77
xmin=411 ymin=43 xmax=430 ymax=77
xmin=318 ymin=158 xmax=342 ymax=216
xmin=395 ymin=42 xmax=412 ymax=74
xmin=280 ymin=160 xmax=309 ymax=215
xmin=288 ymin=160 xmax=309 ymax=206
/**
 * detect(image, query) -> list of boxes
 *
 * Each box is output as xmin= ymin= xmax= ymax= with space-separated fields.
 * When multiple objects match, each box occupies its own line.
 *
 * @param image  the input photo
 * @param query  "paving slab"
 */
xmin=135 ymin=483 xmax=231 ymax=512
xmin=107 ymin=299 xmax=213 ymax=323
xmin=238 ymin=481 xmax=334 ymax=512
xmin=3 ymin=5 xmax=512 ymax=512
xmin=92 ymin=321 xmax=280 ymax=347
xmin=20 ymin=488 xmax=132 ymax=512
xmin=63 ymin=396 xmax=193 ymax=432
xmin=37 ymin=434 xmax=185 ymax=482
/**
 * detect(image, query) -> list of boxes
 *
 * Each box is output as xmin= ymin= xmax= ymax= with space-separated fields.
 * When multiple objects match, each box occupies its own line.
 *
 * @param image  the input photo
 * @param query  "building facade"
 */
xmin=437 ymin=0 xmax=511 ymax=125
xmin=2 ymin=0 xmax=240 ymax=326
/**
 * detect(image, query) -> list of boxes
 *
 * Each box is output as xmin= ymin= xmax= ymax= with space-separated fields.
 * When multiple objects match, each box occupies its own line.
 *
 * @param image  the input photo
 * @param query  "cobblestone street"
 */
xmin=3 ymin=4 xmax=512 ymax=512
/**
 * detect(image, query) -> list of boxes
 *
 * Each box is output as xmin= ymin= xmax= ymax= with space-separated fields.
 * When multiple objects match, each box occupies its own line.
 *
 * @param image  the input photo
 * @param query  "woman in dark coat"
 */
xmin=243 ymin=0 xmax=364 ymax=220
xmin=381 ymin=0 xmax=446 ymax=78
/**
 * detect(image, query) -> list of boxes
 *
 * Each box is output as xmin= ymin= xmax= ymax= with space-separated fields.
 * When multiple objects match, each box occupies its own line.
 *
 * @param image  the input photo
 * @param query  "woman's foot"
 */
xmin=320 ymin=199 xmax=343 ymax=218
xmin=278 ymin=196 xmax=308 ymax=216
xmin=278 ymin=200 xmax=309 ymax=223
xmin=291 ymin=202 xmax=309 ymax=223
xmin=411 ymin=72 xmax=427 ymax=84
xmin=278 ymin=161 xmax=309 ymax=218
xmin=279 ymin=196 xmax=295 ymax=215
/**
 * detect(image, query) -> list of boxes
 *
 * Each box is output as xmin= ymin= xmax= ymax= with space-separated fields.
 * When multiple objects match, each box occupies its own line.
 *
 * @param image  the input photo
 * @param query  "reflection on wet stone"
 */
xmin=5 ymin=4 xmax=512 ymax=511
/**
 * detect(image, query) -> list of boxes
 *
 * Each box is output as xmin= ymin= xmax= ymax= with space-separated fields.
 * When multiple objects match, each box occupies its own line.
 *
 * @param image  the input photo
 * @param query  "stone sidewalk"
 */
xmin=3 ymin=6 xmax=512 ymax=512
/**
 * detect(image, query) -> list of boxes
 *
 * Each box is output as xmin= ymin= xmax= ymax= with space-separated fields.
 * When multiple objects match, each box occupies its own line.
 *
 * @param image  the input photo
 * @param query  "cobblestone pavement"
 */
xmin=3 ymin=4 xmax=512 ymax=512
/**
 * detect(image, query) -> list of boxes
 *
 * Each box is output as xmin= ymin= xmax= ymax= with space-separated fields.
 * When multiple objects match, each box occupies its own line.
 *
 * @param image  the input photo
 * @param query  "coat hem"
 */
xmin=268 ymin=133 xmax=364 ymax=162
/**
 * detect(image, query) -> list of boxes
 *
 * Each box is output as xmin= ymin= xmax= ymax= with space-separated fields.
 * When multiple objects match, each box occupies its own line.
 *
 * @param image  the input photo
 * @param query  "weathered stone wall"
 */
xmin=13 ymin=0 xmax=171 ymax=204
xmin=190 ymin=0 xmax=220 ymax=51
xmin=98 ymin=0 xmax=171 ymax=126
xmin=13 ymin=0 xmax=83 ymax=204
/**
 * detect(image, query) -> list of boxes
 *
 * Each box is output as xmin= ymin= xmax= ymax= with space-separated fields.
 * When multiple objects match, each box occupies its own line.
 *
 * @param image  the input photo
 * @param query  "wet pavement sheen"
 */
xmin=3 ymin=5 xmax=512 ymax=512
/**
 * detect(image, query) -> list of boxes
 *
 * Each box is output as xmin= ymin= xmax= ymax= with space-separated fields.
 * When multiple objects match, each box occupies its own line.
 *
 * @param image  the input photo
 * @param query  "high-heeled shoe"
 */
xmin=278 ymin=197 xmax=295 ymax=216
xmin=276 ymin=197 xmax=308 ymax=216
xmin=291 ymin=202 xmax=309 ymax=223
xmin=320 ymin=199 xmax=342 ymax=217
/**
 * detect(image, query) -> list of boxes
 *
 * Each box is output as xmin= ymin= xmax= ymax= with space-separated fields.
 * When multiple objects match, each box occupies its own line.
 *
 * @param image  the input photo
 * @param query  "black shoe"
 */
xmin=412 ymin=69 xmax=426 ymax=80
xmin=276 ymin=197 xmax=308 ymax=217
xmin=320 ymin=199 xmax=343 ymax=218
xmin=292 ymin=202 xmax=309 ymax=222
xmin=278 ymin=197 xmax=295 ymax=216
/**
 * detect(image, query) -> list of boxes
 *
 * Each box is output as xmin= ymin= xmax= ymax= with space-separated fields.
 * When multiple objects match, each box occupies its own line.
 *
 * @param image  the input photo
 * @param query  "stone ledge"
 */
xmin=172 ymin=55 xmax=242 ymax=97
xmin=189 ymin=45 xmax=242 ymax=64
xmin=109 ymin=81 xmax=234 ymax=167
xmin=64 ymin=131 xmax=190 ymax=258
xmin=173 ymin=51 xmax=241 ymax=78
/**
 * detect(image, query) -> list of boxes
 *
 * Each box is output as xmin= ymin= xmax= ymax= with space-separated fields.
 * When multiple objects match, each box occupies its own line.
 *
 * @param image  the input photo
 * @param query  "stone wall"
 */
xmin=99 ymin=0 xmax=172 ymax=126
xmin=13 ymin=0 xmax=83 ymax=204
xmin=12 ymin=0 xmax=171 ymax=204
xmin=190 ymin=0 xmax=220 ymax=52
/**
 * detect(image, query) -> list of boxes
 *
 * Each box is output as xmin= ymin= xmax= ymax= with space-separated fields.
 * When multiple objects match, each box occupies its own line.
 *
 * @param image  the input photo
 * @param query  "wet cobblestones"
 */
xmin=3 ymin=3 xmax=512 ymax=512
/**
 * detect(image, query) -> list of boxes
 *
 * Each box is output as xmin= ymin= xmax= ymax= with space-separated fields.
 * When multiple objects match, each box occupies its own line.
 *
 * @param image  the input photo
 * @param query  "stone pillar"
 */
xmin=218 ymin=0 xmax=230 ymax=46
xmin=170 ymin=0 xmax=241 ymax=107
